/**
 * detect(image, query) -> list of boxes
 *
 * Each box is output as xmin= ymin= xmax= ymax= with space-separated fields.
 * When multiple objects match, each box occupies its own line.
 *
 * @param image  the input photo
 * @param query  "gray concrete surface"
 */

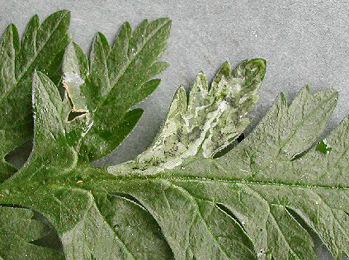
xmin=1 ymin=1 xmax=348 ymax=259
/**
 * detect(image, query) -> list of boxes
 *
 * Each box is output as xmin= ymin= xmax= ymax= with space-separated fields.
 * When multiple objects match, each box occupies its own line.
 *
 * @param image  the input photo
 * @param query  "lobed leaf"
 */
xmin=62 ymin=18 xmax=171 ymax=162
xmin=0 ymin=10 xmax=70 ymax=182
xmin=0 ymin=11 xmax=348 ymax=260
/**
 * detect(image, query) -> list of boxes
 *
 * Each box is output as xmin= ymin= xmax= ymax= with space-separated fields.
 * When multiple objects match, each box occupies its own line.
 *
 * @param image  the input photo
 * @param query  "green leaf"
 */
xmin=0 ymin=206 xmax=64 ymax=259
xmin=62 ymin=18 xmax=171 ymax=162
xmin=0 ymin=10 xmax=70 ymax=181
xmin=2 ymin=72 xmax=174 ymax=259
xmin=1 ymin=13 xmax=348 ymax=260
xmin=4 ymin=59 xmax=349 ymax=259
xmin=316 ymin=139 xmax=332 ymax=154
xmin=213 ymin=85 xmax=338 ymax=179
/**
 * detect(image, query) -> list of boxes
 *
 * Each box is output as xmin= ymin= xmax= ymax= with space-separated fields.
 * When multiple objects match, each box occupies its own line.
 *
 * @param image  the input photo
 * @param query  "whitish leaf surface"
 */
xmin=110 ymin=59 xmax=266 ymax=174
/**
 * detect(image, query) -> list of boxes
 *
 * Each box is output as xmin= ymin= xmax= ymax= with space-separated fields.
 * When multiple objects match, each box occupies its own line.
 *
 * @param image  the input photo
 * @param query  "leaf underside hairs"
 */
xmin=0 ymin=10 xmax=348 ymax=260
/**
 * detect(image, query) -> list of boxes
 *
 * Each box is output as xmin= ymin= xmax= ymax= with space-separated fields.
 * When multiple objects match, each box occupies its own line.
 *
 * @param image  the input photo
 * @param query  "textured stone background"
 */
xmin=1 ymin=1 xmax=348 ymax=259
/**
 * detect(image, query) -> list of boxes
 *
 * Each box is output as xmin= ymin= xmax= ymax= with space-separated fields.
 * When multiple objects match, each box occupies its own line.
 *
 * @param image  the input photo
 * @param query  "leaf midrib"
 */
xmin=103 ymin=173 xmax=349 ymax=191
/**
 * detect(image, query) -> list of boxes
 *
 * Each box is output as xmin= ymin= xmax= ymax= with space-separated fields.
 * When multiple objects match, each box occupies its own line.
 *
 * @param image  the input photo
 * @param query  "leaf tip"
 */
xmin=220 ymin=60 xmax=232 ymax=75
xmin=30 ymin=14 xmax=40 ymax=24
xmin=55 ymin=9 xmax=71 ymax=17
xmin=47 ymin=9 xmax=71 ymax=24
xmin=5 ymin=23 xmax=19 ymax=36
xmin=248 ymin=58 xmax=267 ymax=76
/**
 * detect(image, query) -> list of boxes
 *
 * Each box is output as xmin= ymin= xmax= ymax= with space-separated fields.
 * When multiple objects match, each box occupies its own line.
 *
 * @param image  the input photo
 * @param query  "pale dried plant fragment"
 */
xmin=110 ymin=58 xmax=266 ymax=174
